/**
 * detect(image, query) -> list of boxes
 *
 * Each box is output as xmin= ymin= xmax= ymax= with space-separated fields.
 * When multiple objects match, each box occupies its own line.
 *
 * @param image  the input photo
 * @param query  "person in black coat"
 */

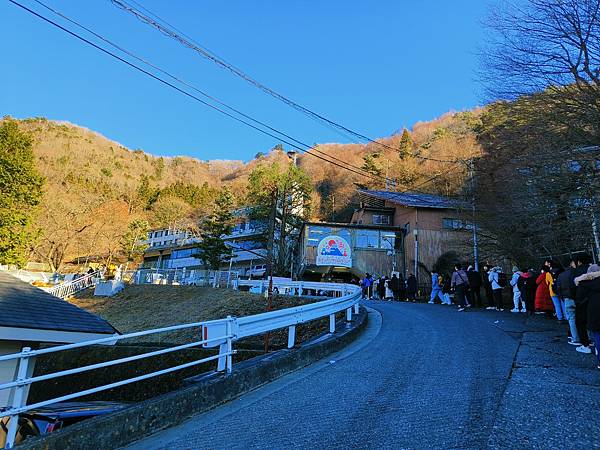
xmin=377 ymin=276 xmax=386 ymax=300
xmin=518 ymin=269 xmax=538 ymax=316
xmin=389 ymin=274 xmax=401 ymax=300
xmin=467 ymin=265 xmax=483 ymax=307
xmin=406 ymin=274 xmax=417 ymax=302
xmin=398 ymin=274 xmax=407 ymax=301
xmin=482 ymin=264 xmax=494 ymax=309
xmin=575 ymin=264 xmax=600 ymax=365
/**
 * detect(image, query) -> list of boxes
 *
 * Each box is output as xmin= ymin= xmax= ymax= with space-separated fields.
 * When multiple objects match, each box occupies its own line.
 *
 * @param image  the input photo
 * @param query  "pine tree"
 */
xmin=247 ymin=162 xmax=312 ymax=275
xmin=196 ymin=188 xmax=235 ymax=270
xmin=398 ymin=129 xmax=413 ymax=159
xmin=361 ymin=153 xmax=383 ymax=177
xmin=0 ymin=119 xmax=44 ymax=266
xmin=120 ymin=219 xmax=150 ymax=262
xmin=358 ymin=153 xmax=385 ymax=190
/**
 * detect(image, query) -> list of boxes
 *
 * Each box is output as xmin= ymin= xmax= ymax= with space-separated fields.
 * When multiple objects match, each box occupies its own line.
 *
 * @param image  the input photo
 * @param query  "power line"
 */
xmin=10 ymin=0 xmax=385 ymax=183
xmin=29 ymin=0 xmax=381 ymax=181
xmin=110 ymin=0 xmax=458 ymax=164
xmin=31 ymin=0 xmax=432 ymax=186
xmin=11 ymin=0 xmax=463 ymax=203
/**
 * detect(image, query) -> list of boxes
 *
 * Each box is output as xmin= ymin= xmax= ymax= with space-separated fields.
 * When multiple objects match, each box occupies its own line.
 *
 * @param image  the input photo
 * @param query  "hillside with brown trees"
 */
xmin=6 ymin=111 xmax=481 ymax=270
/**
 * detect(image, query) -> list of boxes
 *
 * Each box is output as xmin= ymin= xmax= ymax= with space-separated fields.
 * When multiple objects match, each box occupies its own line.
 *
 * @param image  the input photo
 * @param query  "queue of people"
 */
xmin=354 ymin=253 xmax=600 ymax=369
xmin=356 ymin=272 xmax=418 ymax=302
xmin=427 ymin=255 xmax=600 ymax=369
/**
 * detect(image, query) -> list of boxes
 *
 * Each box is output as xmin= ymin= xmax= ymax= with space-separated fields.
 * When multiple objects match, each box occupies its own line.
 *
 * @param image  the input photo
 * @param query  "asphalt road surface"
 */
xmin=126 ymin=301 xmax=523 ymax=449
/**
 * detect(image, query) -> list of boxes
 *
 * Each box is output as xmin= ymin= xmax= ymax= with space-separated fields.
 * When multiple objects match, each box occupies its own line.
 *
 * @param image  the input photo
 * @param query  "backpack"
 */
xmin=550 ymin=270 xmax=561 ymax=293
xmin=497 ymin=272 xmax=508 ymax=288
xmin=517 ymin=274 xmax=527 ymax=292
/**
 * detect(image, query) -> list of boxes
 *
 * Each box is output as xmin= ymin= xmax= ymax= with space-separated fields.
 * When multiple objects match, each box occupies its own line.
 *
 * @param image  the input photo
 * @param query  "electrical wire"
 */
xmin=29 ymin=0 xmax=386 ymax=182
xmin=110 ymin=0 xmax=458 ymax=164
xmin=9 ymin=0 xmax=388 ymax=184
xmin=10 ymin=0 xmax=466 ymax=203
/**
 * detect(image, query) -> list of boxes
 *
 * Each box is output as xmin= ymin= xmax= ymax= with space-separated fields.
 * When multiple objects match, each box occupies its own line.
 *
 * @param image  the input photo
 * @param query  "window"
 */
xmin=307 ymin=226 xmax=332 ymax=246
xmin=379 ymin=233 xmax=396 ymax=250
xmin=372 ymin=214 xmax=391 ymax=225
xmin=172 ymin=248 xmax=195 ymax=259
xmin=356 ymin=230 xmax=379 ymax=248
xmin=442 ymin=218 xmax=473 ymax=231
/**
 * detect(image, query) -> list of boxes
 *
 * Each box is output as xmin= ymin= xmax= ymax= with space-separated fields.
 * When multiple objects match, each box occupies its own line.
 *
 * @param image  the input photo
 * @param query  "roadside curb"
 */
xmin=19 ymin=307 xmax=368 ymax=450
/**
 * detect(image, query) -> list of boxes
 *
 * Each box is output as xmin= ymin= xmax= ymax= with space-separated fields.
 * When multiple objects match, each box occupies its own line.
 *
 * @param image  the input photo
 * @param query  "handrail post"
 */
xmin=226 ymin=316 xmax=233 ymax=374
xmin=5 ymin=347 xmax=32 ymax=449
xmin=287 ymin=325 xmax=296 ymax=348
xmin=346 ymin=307 xmax=352 ymax=322
xmin=329 ymin=314 xmax=335 ymax=334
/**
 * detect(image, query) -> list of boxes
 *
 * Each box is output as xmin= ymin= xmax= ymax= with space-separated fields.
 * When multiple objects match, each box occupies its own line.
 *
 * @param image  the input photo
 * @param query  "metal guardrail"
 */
xmin=46 ymin=271 xmax=102 ymax=299
xmin=0 ymin=280 xmax=361 ymax=448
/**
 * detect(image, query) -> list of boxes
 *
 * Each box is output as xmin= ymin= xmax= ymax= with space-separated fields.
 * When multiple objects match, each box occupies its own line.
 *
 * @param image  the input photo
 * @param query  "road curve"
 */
xmin=125 ymin=301 xmax=520 ymax=449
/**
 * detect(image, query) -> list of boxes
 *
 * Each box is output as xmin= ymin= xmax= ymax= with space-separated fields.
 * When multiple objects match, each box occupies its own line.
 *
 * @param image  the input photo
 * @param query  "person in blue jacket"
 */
xmin=429 ymin=271 xmax=445 ymax=304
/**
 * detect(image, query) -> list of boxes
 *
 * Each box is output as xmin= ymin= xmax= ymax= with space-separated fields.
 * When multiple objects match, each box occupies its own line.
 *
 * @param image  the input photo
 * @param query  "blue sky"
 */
xmin=2 ymin=0 xmax=491 ymax=161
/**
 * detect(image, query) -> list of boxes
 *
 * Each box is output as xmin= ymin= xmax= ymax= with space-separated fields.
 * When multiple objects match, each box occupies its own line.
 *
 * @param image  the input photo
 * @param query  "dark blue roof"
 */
xmin=359 ymin=190 xmax=463 ymax=209
xmin=0 ymin=272 xmax=117 ymax=335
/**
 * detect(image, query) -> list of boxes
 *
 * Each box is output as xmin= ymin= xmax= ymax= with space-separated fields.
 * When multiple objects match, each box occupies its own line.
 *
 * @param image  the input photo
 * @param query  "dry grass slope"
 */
xmin=70 ymin=285 xmax=335 ymax=348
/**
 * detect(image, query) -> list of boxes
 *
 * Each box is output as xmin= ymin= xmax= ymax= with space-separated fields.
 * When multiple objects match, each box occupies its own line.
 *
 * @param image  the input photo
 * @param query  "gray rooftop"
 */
xmin=359 ymin=190 xmax=463 ymax=209
xmin=0 ymin=272 xmax=117 ymax=335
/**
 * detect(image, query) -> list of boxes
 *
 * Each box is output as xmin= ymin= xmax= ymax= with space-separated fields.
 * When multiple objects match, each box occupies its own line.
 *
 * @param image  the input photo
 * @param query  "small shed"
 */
xmin=0 ymin=272 xmax=118 ymax=409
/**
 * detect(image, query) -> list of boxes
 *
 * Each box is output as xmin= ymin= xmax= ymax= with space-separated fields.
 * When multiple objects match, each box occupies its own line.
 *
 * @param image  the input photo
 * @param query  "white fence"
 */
xmin=46 ymin=271 xmax=102 ymax=299
xmin=133 ymin=268 xmax=239 ymax=288
xmin=0 ymin=280 xmax=361 ymax=448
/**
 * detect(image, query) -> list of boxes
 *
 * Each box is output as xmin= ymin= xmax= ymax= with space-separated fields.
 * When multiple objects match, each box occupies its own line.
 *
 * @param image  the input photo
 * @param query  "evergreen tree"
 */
xmin=158 ymin=181 xmax=216 ymax=209
xmin=398 ymin=129 xmax=413 ymax=159
xmin=0 ymin=119 xmax=44 ymax=266
xmin=247 ymin=162 xmax=312 ymax=275
xmin=120 ymin=218 xmax=150 ymax=262
xmin=196 ymin=187 xmax=235 ymax=270
xmin=136 ymin=174 xmax=159 ymax=210
xmin=361 ymin=153 xmax=383 ymax=177
xmin=358 ymin=153 xmax=385 ymax=190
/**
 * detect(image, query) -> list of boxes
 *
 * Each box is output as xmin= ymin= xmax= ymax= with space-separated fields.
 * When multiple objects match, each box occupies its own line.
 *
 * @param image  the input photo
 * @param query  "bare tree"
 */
xmin=482 ymin=0 xmax=600 ymax=100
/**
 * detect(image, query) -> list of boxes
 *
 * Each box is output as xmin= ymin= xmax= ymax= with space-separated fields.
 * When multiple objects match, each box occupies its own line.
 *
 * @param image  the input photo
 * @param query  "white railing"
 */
xmin=0 ymin=280 xmax=361 ymax=449
xmin=46 ymin=271 xmax=102 ymax=299
xmin=133 ymin=268 xmax=239 ymax=288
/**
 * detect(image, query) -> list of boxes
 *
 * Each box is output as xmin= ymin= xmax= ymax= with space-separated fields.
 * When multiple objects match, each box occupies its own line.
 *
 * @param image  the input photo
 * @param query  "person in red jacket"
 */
xmin=535 ymin=267 xmax=554 ymax=312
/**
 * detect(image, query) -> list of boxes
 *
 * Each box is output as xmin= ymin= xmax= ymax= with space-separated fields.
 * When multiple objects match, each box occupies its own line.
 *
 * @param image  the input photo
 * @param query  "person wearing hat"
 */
xmin=509 ymin=265 xmax=524 ymax=313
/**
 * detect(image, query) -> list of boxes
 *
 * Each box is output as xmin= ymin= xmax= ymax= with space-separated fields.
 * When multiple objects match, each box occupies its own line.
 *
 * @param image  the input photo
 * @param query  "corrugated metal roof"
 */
xmin=359 ymin=190 xmax=463 ymax=209
xmin=0 ymin=272 xmax=117 ymax=335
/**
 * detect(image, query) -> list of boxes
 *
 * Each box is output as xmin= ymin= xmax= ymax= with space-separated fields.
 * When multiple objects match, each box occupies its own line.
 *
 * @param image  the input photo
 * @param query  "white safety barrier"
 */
xmin=46 ymin=271 xmax=102 ymax=299
xmin=0 ymin=280 xmax=360 ymax=448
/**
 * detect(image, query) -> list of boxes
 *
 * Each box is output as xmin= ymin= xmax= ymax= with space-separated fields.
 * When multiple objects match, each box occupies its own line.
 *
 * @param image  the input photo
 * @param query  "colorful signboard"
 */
xmin=316 ymin=235 xmax=352 ymax=267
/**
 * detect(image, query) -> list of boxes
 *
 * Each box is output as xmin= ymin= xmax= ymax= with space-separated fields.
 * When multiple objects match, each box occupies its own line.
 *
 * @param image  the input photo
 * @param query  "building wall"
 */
xmin=301 ymin=210 xmax=471 ymax=281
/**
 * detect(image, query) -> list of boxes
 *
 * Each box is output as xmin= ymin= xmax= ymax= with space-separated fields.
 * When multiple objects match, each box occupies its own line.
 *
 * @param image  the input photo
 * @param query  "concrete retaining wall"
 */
xmin=19 ymin=308 xmax=367 ymax=450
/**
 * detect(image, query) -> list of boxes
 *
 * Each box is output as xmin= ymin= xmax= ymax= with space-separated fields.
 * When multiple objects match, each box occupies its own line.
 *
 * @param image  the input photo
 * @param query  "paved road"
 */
xmin=126 ymin=301 xmax=524 ymax=449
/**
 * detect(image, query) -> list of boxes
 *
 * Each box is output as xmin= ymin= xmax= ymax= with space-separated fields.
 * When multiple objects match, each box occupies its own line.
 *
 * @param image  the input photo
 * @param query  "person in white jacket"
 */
xmin=509 ymin=266 xmax=524 ymax=313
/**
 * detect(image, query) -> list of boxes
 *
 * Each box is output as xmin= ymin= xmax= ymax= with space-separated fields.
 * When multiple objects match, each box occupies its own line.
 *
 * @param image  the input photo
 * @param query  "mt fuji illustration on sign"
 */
xmin=316 ymin=235 xmax=352 ymax=267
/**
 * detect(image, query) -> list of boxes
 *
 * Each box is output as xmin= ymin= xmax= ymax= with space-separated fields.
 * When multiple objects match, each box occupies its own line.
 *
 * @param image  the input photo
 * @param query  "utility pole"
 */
xmin=414 ymin=210 xmax=419 ymax=283
xmin=469 ymin=159 xmax=480 ymax=271
xmin=264 ymin=190 xmax=277 ymax=353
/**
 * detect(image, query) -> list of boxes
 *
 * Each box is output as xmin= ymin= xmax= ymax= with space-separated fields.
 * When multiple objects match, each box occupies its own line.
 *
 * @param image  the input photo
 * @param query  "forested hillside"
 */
xmin=5 ymin=111 xmax=481 ymax=270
